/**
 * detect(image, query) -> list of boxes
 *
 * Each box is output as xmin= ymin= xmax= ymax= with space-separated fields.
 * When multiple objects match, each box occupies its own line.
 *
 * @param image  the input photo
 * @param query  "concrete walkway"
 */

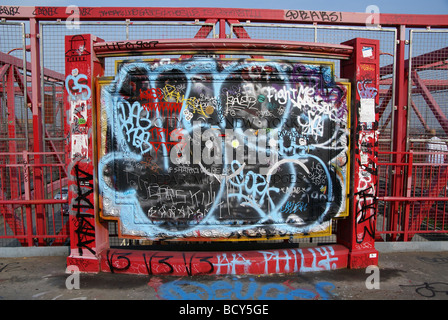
xmin=0 ymin=246 xmax=447 ymax=302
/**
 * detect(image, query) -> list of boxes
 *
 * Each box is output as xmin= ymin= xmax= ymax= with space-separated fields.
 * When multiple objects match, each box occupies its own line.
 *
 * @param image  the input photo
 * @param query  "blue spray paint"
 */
xmin=98 ymin=58 xmax=350 ymax=240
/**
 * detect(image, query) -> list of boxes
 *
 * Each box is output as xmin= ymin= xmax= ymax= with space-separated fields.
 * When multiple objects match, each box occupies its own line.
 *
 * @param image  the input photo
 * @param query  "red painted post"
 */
xmin=29 ymin=18 xmax=46 ymax=244
xmin=391 ymin=26 xmax=409 ymax=241
xmin=338 ymin=38 xmax=380 ymax=269
xmin=65 ymin=34 xmax=107 ymax=272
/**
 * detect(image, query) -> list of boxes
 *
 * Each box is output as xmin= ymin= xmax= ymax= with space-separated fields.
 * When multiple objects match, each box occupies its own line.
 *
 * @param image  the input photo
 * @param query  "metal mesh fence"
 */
xmin=0 ymin=22 xmax=28 ymax=154
xmin=39 ymin=22 xmax=217 ymax=160
xmin=404 ymin=29 xmax=448 ymax=241
xmin=1 ymin=16 xmax=448 ymax=246
xmin=230 ymin=23 xmax=396 ymax=152
xmin=408 ymin=29 xmax=448 ymax=154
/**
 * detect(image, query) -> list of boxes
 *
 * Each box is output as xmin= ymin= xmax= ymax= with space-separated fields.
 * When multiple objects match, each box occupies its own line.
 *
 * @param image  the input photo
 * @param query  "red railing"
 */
xmin=377 ymin=150 xmax=448 ymax=241
xmin=0 ymin=151 xmax=69 ymax=246
xmin=1 ymin=6 xmax=448 ymax=246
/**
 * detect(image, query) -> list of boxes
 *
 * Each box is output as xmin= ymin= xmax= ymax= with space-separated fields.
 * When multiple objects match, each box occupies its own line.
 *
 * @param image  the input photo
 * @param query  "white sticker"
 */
xmin=71 ymin=134 xmax=88 ymax=160
xmin=362 ymin=46 xmax=373 ymax=58
xmin=359 ymin=98 xmax=375 ymax=123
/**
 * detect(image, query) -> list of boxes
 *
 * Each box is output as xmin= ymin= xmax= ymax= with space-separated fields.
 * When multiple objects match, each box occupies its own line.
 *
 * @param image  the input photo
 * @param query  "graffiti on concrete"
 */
xmin=154 ymin=278 xmax=336 ymax=300
xmin=98 ymin=58 xmax=350 ymax=240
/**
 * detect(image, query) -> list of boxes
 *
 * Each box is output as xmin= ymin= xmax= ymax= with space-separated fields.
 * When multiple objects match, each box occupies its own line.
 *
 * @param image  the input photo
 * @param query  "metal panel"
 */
xmin=97 ymin=57 xmax=351 ymax=241
xmin=228 ymin=22 xmax=396 ymax=153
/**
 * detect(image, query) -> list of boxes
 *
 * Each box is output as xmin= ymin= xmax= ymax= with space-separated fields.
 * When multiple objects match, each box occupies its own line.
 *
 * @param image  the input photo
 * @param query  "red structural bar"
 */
xmin=0 ymin=51 xmax=64 ymax=81
xmin=412 ymin=70 xmax=448 ymax=135
xmin=93 ymin=38 xmax=353 ymax=58
xmin=380 ymin=46 xmax=448 ymax=77
xmin=2 ymin=6 xmax=448 ymax=28
xmin=95 ymin=245 xmax=349 ymax=276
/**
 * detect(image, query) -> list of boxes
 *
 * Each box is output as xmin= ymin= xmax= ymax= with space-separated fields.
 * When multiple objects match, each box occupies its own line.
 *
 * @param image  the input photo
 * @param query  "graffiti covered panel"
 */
xmin=97 ymin=58 xmax=350 ymax=240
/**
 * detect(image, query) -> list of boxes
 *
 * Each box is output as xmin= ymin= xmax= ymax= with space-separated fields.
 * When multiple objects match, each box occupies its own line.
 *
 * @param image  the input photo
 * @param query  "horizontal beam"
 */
xmin=0 ymin=6 xmax=447 ymax=27
xmin=0 ymin=51 xmax=64 ymax=81
xmin=93 ymin=38 xmax=353 ymax=59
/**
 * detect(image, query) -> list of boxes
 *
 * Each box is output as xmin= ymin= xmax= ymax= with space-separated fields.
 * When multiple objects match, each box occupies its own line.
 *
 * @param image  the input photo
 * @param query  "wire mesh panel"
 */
xmin=0 ymin=22 xmax=28 ymax=154
xmin=229 ymin=23 xmax=396 ymax=153
xmin=128 ymin=21 xmax=216 ymax=40
xmin=315 ymin=26 xmax=396 ymax=153
xmin=230 ymin=23 xmax=316 ymax=42
xmin=408 ymin=29 xmax=448 ymax=151
xmin=40 ymin=21 xmax=217 ymax=158
xmin=0 ymin=152 xmax=69 ymax=246
xmin=406 ymin=29 xmax=448 ymax=240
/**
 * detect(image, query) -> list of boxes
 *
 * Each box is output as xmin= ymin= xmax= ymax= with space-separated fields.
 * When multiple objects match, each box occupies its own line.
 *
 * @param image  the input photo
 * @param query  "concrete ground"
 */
xmin=0 ymin=247 xmax=447 ymax=302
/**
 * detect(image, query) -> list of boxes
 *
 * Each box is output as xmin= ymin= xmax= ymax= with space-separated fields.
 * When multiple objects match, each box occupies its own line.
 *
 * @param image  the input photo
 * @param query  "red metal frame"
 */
xmin=93 ymin=38 xmax=353 ymax=59
xmin=61 ymin=34 xmax=382 ymax=272
xmin=0 ymin=6 xmax=447 ymax=272
xmin=336 ymin=38 xmax=380 ymax=268
xmin=377 ymin=150 xmax=448 ymax=241
xmin=2 ymin=7 xmax=448 ymax=27
xmin=0 ymin=34 xmax=66 ymax=245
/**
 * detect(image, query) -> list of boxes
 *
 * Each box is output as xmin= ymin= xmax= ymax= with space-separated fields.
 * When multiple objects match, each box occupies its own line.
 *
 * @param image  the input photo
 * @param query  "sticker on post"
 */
xmin=362 ymin=46 xmax=373 ymax=58
xmin=71 ymin=134 xmax=89 ymax=160
xmin=359 ymin=98 xmax=375 ymax=123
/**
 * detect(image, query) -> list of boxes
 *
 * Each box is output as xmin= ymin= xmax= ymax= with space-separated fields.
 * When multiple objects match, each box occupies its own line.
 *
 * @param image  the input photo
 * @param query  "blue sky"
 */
xmin=2 ymin=0 xmax=448 ymax=15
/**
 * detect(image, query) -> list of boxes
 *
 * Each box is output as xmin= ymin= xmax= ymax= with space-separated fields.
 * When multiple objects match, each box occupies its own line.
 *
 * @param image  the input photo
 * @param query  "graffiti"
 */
xmin=65 ymin=66 xmax=91 ymax=161
xmin=66 ymin=69 xmax=91 ymax=101
xmin=0 ymin=262 xmax=21 ymax=272
xmin=400 ymin=282 xmax=448 ymax=298
xmin=353 ymin=74 xmax=378 ymax=246
xmin=0 ymin=6 xmax=19 ymax=16
xmin=32 ymin=6 xmax=58 ymax=16
xmin=72 ymin=164 xmax=95 ymax=256
xmin=417 ymin=256 xmax=448 ymax=265
xmin=103 ymin=40 xmax=158 ymax=51
xmin=357 ymin=80 xmax=378 ymax=99
xmin=285 ymin=10 xmax=342 ymax=22
xmin=97 ymin=7 xmax=262 ymax=19
xmin=102 ymin=245 xmax=344 ymax=276
xmin=98 ymin=58 xmax=350 ymax=240
xmin=355 ymin=185 xmax=376 ymax=244
xmin=156 ymin=278 xmax=336 ymax=300
xmin=66 ymin=35 xmax=91 ymax=63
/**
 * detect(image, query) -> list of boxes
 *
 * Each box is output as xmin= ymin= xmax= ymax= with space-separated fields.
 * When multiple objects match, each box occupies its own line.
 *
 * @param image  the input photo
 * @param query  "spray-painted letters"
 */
xmin=98 ymin=58 xmax=350 ymax=240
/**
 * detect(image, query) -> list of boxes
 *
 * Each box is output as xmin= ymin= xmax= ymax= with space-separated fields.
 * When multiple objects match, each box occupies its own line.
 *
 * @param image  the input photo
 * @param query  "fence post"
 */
xmin=403 ymin=150 xmax=414 ymax=241
xmin=65 ymin=34 xmax=107 ymax=272
xmin=337 ymin=38 xmax=380 ymax=269
xmin=22 ymin=151 xmax=34 ymax=246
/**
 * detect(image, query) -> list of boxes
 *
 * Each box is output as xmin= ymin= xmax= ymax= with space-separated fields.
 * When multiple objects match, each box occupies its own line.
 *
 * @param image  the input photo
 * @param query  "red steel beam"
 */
xmin=29 ymin=18 xmax=46 ymax=244
xmin=380 ymin=46 xmax=448 ymax=77
xmin=93 ymin=38 xmax=353 ymax=59
xmin=1 ymin=6 xmax=448 ymax=28
xmin=227 ymin=19 xmax=264 ymax=59
xmin=411 ymin=70 xmax=448 ymax=135
xmin=0 ymin=51 xmax=64 ymax=82
xmin=389 ymin=25 xmax=409 ymax=241
xmin=410 ymin=99 xmax=431 ymax=132
xmin=0 ymin=64 xmax=9 ymax=79
xmin=180 ymin=19 xmax=218 ymax=59
xmin=382 ymin=77 xmax=448 ymax=91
